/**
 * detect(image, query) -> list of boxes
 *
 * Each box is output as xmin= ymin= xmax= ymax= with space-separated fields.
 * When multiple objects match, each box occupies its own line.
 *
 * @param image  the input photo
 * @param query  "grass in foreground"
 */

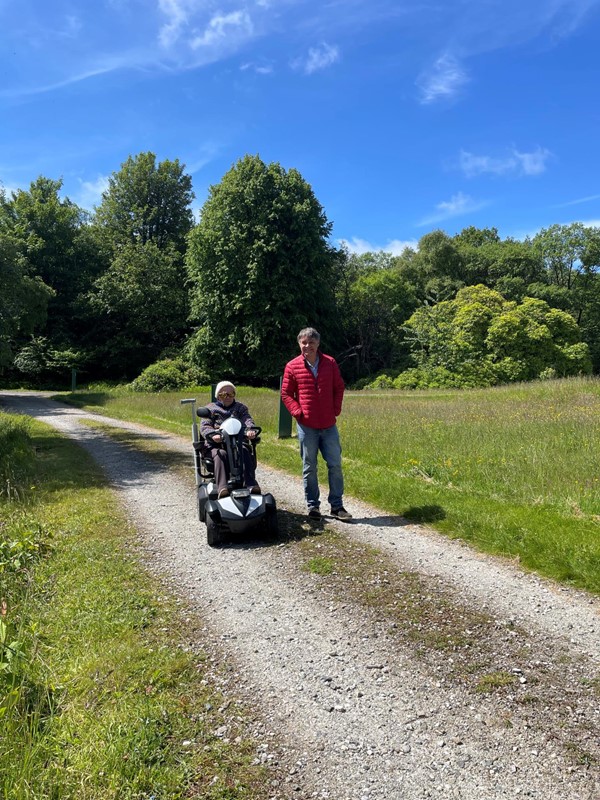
xmin=0 ymin=417 xmax=271 ymax=799
xmin=55 ymin=377 xmax=600 ymax=593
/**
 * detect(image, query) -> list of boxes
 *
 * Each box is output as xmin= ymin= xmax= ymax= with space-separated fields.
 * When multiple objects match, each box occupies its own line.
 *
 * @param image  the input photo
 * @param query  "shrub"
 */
xmin=128 ymin=359 xmax=208 ymax=392
xmin=364 ymin=374 xmax=396 ymax=389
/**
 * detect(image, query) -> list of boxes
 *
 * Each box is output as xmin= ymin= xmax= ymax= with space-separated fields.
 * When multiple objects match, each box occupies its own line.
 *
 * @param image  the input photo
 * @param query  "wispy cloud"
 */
xmin=459 ymin=146 xmax=552 ymax=178
xmin=339 ymin=236 xmax=419 ymax=255
xmin=292 ymin=43 xmax=340 ymax=75
xmin=419 ymin=191 xmax=488 ymax=226
xmin=554 ymin=193 xmax=600 ymax=208
xmin=158 ymin=0 xmax=189 ymax=49
xmin=417 ymin=53 xmax=468 ymax=104
xmin=75 ymin=175 xmax=110 ymax=210
xmin=240 ymin=61 xmax=274 ymax=75
xmin=191 ymin=11 xmax=253 ymax=50
xmin=184 ymin=143 xmax=222 ymax=175
xmin=0 ymin=61 xmax=129 ymax=99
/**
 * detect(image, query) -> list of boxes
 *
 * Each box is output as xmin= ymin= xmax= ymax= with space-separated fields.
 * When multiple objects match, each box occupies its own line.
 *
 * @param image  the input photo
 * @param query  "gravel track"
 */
xmin=2 ymin=392 xmax=599 ymax=800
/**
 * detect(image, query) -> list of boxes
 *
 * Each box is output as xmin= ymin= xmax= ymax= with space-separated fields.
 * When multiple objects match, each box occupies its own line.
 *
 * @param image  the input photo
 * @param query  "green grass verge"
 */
xmin=53 ymin=377 xmax=600 ymax=594
xmin=1 ymin=420 xmax=271 ymax=800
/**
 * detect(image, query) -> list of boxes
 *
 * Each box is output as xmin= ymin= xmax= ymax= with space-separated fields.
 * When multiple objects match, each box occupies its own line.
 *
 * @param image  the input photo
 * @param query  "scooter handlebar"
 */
xmin=204 ymin=429 xmax=223 ymax=446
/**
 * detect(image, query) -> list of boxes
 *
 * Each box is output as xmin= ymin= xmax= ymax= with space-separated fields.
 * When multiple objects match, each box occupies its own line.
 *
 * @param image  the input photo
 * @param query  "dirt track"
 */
xmin=2 ymin=391 xmax=599 ymax=800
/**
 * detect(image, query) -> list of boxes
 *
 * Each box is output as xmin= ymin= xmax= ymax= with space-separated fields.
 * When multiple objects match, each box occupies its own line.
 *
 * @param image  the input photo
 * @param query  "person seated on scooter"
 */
xmin=200 ymin=381 xmax=261 ymax=499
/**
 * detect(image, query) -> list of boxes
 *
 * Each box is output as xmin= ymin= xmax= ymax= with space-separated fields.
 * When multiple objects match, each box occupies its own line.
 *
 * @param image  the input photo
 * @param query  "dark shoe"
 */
xmin=331 ymin=506 xmax=352 ymax=520
xmin=218 ymin=488 xmax=230 ymax=499
xmin=250 ymin=485 xmax=261 ymax=494
xmin=308 ymin=507 xmax=321 ymax=519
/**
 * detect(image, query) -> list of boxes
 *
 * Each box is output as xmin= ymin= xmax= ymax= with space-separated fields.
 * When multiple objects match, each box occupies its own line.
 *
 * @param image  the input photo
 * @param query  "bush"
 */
xmin=364 ymin=374 xmax=396 ymax=389
xmin=128 ymin=359 xmax=208 ymax=392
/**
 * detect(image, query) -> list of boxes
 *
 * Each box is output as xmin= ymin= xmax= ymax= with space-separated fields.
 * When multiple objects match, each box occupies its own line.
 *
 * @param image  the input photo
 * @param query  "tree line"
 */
xmin=1 ymin=152 xmax=599 ymax=390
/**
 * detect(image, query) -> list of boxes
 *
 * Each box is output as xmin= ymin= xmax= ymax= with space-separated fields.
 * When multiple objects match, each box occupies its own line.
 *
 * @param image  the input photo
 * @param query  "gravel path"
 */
xmin=2 ymin=392 xmax=599 ymax=800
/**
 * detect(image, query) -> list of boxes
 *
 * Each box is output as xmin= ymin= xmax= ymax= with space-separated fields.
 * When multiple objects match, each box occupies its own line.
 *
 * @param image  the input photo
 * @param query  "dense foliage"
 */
xmin=186 ymin=154 xmax=341 ymax=383
xmin=1 ymin=153 xmax=599 ymax=389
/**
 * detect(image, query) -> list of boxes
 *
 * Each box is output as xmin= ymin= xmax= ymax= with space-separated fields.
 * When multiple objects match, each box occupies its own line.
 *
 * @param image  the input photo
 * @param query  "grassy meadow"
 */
xmin=57 ymin=376 xmax=600 ymax=594
xmin=0 ymin=413 xmax=271 ymax=799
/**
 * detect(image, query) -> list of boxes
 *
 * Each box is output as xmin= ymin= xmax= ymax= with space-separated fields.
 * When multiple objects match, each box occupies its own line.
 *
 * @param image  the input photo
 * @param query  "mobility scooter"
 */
xmin=180 ymin=398 xmax=278 ymax=546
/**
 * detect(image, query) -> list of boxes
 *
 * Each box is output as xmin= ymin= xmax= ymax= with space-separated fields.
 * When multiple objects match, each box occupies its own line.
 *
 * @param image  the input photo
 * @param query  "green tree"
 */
xmin=94 ymin=152 xmax=194 ymax=251
xmin=345 ymin=267 xmax=418 ymax=376
xmin=403 ymin=285 xmax=591 ymax=387
xmin=454 ymin=230 xmax=543 ymax=289
xmin=0 ymin=226 xmax=53 ymax=368
xmin=533 ymin=223 xmax=591 ymax=289
xmin=86 ymin=242 xmax=189 ymax=376
xmin=532 ymin=223 xmax=600 ymax=370
xmin=87 ymin=153 xmax=195 ymax=377
xmin=186 ymin=154 xmax=340 ymax=382
xmin=0 ymin=178 xmax=95 ymax=373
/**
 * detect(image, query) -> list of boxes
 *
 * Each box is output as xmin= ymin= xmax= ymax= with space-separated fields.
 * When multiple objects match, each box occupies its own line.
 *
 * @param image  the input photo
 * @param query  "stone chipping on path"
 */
xmin=1 ymin=391 xmax=599 ymax=800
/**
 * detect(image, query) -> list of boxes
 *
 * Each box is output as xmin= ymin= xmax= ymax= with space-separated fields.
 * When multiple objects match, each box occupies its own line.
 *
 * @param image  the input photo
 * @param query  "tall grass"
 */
xmin=1 ymin=419 xmax=270 ymax=799
xmin=57 ymin=377 xmax=600 ymax=592
xmin=0 ymin=413 xmax=35 ymax=500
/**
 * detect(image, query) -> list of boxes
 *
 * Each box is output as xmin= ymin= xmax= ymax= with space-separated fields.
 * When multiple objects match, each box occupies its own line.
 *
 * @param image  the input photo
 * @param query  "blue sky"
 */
xmin=1 ymin=0 xmax=600 ymax=254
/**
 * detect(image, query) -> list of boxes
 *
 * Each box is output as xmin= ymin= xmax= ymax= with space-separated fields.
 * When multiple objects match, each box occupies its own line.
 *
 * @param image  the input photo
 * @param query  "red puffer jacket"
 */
xmin=281 ymin=352 xmax=345 ymax=429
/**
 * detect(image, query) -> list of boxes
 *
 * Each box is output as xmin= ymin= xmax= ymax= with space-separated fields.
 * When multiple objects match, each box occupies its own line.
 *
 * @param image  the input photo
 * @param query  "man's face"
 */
xmin=299 ymin=337 xmax=319 ymax=362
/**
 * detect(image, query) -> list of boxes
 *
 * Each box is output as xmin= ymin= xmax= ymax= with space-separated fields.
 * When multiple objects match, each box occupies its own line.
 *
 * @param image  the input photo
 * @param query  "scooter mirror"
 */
xmin=220 ymin=417 xmax=242 ymax=435
xmin=196 ymin=406 xmax=213 ymax=419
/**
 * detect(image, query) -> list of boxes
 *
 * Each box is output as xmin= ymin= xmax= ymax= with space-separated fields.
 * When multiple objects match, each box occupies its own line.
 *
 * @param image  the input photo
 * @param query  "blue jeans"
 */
xmin=296 ymin=423 xmax=344 ymax=510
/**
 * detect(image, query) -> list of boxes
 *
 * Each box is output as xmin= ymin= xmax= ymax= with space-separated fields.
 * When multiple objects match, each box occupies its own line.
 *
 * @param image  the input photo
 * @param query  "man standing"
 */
xmin=281 ymin=327 xmax=352 ymax=520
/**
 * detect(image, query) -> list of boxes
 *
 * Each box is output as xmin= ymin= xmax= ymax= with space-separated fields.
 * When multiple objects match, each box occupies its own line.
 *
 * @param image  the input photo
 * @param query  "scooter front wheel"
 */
xmin=206 ymin=514 xmax=224 ymax=547
xmin=264 ymin=504 xmax=279 ymax=539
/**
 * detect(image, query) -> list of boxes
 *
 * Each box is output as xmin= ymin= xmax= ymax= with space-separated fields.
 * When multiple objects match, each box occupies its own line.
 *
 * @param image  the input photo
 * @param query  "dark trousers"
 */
xmin=210 ymin=447 xmax=257 ymax=492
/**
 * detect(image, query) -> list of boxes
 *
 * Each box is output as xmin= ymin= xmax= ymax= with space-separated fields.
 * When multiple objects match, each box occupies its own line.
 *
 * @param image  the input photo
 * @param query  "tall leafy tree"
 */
xmin=186 ymin=154 xmax=341 ymax=382
xmin=533 ymin=223 xmax=591 ymax=289
xmin=532 ymin=223 xmax=600 ymax=370
xmin=87 ymin=153 xmax=195 ymax=377
xmin=94 ymin=152 xmax=194 ymax=251
xmin=343 ymin=266 xmax=418 ymax=377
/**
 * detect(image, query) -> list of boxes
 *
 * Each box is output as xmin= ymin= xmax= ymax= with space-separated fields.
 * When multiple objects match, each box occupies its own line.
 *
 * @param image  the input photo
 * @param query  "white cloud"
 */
xmin=459 ymin=146 xmax=552 ymax=178
xmin=339 ymin=237 xmax=418 ymax=255
xmin=240 ymin=61 xmax=273 ymax=75
xmin=417 ymin=53 xmax=468 ymax=104
xmin=419 ymin=191 xmax=488 ymax=226
xmin=293 ymin=42 xmax=340 ymax=75
xmin=76 ymin=175 xmax=110 ymax=210
xmin=158 ymin=0 xmax=189 ymax=49
xmin=191 ymin=11 xmax=253 ymax=50
xmin=513 ymin=147 xmax=552 ymax=176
